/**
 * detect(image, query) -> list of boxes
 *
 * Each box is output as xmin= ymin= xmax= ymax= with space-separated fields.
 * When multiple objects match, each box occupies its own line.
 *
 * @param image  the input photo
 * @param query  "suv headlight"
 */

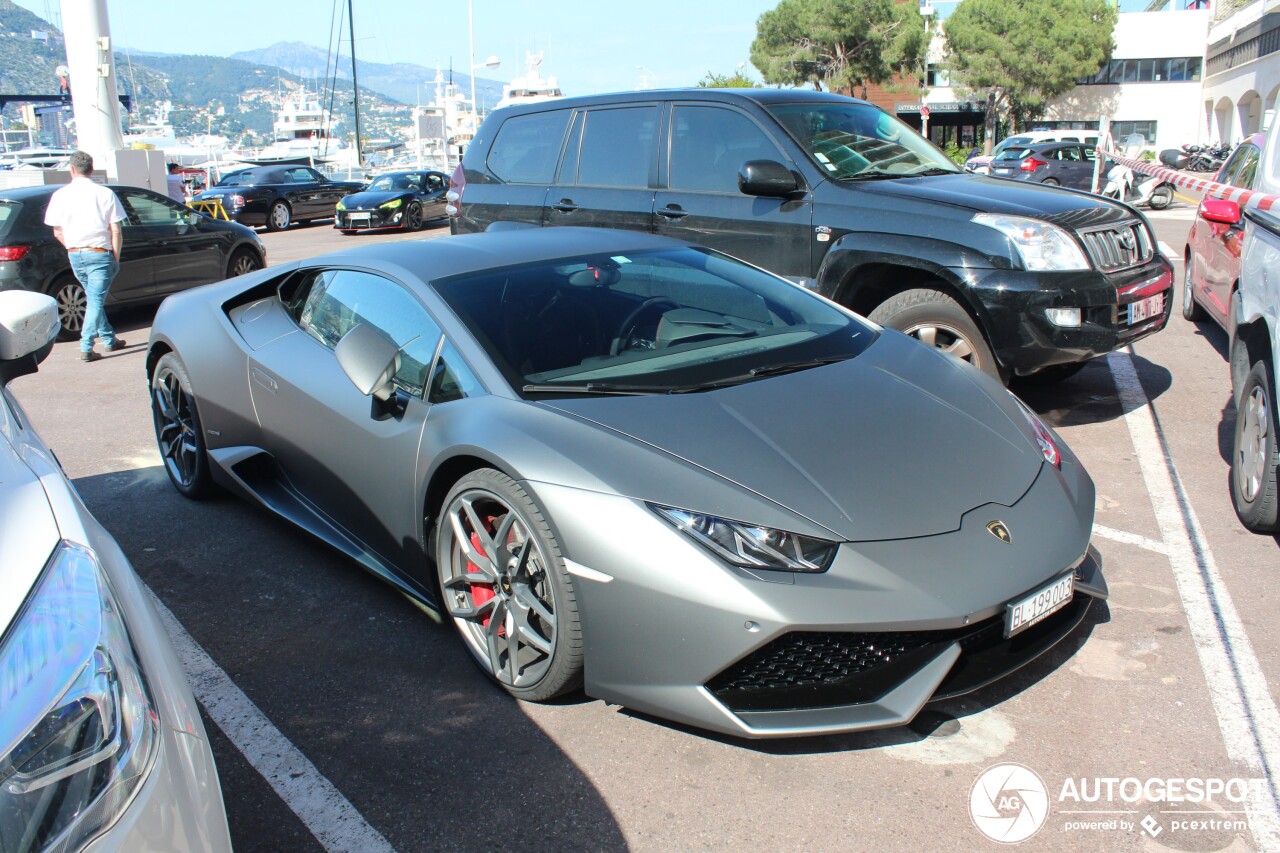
xmin=0 ymin=542 xmax=159 ymax=853
xmin=973 ymin=213 xmax=1090 ymax=271
xmin=650 ymin=504 xmax=838 ymax=572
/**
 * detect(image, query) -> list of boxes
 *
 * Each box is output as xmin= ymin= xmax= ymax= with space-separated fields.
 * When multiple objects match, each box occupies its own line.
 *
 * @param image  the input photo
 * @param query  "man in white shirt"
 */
xmin=43 ymin=150 xmax=128 ymax=362
xmin=166 ymin=162 xmax=187 ymax=204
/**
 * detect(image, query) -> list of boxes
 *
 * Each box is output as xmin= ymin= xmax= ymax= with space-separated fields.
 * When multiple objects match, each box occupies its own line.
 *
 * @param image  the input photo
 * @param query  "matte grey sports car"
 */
xmin=146 ymin=227 xmax=1106 ymax=738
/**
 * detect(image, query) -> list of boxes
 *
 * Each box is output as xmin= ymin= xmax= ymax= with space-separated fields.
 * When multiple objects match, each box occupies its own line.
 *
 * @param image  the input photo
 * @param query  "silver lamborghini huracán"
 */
xmin=146 ymin=227 xmax=1106 ymax=738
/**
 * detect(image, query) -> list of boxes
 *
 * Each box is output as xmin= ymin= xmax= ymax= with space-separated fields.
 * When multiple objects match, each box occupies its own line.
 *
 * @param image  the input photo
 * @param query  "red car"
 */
xmin=1183 ymin=133 xmax=1266 ymax=328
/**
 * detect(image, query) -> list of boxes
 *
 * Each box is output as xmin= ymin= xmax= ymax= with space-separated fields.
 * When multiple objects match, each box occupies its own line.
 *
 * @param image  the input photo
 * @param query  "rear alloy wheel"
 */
xmin=1041 ymin=178 xmax=1060 ymax=186
xmin=1231 ymin=361 xmax=1280 ymax=533
xmin=436 ymin=469 xmax=582 ymax=701
xmin=869 ymin=288 xmax=998 ymax=380
xmin=227 ymin=248 xmax=261 ymax=278
xmin=404 ymin=201 xmax=424 ymax=231
xmin=1182 ymin=254 xmax=1206 ymax=321
xmin=151 ymin=352 xmax=214 ymax=499
xmin=266 ymin=201 xmax=291 ymax=231
xmin=52 ymin=275 xmax=85 ymax=342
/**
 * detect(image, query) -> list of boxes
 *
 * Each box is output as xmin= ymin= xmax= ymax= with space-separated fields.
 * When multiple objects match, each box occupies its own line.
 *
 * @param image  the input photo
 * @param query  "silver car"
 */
xmin=146 ymin=227 xmax=1107 ymax=739
xmin=0 ymin=291 xmax=231 ymax=851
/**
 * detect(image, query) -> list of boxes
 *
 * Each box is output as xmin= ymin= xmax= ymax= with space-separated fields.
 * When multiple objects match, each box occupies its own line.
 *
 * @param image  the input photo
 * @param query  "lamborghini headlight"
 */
xmin=973 ymin=213 xmax=1090 ymax=271
xmin=0 ymin=542 xmax=159 ymax=853
xmin=650 ymin=504 xmax=838 ymax=572
xmin=380 ymin=198 xmax=403 ymax=210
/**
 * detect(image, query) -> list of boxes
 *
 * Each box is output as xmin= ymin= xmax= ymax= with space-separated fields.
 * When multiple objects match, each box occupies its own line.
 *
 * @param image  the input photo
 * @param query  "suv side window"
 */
xmin=575 ymin=106 xmax=659 ymax=188
xmin=487 ymin=110 xmax=571 ymax=184
xmin=297 ymin=269 xmax=444 ymax=396
xmin=669 ymin=106 xmax=781 ymax=192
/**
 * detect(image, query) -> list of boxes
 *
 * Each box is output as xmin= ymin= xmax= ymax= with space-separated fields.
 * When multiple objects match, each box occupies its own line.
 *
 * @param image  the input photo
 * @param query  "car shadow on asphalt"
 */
xmin=1192 ymin=318 xmax=1230 ymax=362
xmin=618 ymin=601 xmax=1109 ymax=755
xmin=71 ymin=467 xmax=629 ymax=853
xmin=1013 ymin=353 xmax=1171 ymax=428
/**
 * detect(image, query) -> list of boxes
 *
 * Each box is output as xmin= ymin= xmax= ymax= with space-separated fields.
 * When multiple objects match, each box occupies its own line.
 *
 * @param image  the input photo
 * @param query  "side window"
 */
xmin=283 ymin=168 xmax=311 ymax=184
xmin=576 ymin=106 xmax=658 ymax=188
xmin=428 ymin=340 xmax=485 ymax=404
xmin=305 ymin=168 xmax=327 ymax=183
xmin=1054 ymin=147 xmax=1081 ymax=162
xmin=297 ymin=269 xmax=443 ymax=396
xmin=669 ymin=106 xmax=782 ymax=192
xmin=121 ymin=191 xmax=185 ymax=225
xmin=486 ymin=110 xmax=571 ymax=184
xmin=1234 ymin=146 xmax=1261 ymax=189
xmin=1220 ymin=147 xmax=1253 ymax=186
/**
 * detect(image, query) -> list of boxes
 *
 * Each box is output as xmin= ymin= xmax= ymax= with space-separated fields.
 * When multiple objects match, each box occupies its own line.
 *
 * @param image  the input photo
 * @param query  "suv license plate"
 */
xmin=1005 ymin=573 xmax=1074 ymax=638
xmin=1128 ymin=293 xmax=1164 ymax=325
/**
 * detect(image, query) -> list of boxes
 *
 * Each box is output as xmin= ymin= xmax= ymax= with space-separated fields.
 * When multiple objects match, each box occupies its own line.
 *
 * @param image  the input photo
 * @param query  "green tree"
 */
xmin=697 ymin=70 xmax=762 ymax=88
xmin=750 ymin=0 xmax=926 ymax=94
xmin=944 ymin=0 xmax=1116 ymax=147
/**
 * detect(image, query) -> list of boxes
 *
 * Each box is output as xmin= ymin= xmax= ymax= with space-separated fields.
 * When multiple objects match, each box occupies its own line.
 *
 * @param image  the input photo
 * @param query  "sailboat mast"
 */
xmin=347 ymin=0 xmax=362 ymax=166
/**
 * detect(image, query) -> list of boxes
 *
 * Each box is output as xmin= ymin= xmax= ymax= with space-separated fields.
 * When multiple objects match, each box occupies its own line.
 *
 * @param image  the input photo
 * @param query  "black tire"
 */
xmin=404 ymin=201 xmax=424 ymax=231
xmin=50 ymin=274 xmax=85 ymax=342
xmin=1182 ymin=253 xmax=1206 ymax=322
xmin=435 ymin=468 xmax=583 ymax=701
xmin=1231 ymin=360 xmax=1280 ymax=533
xmin=1013 ymin=362 xmax=1087 ymax=385
xmin=868 ymin=288 xmax=999 ymax=380
xmin=227 ymin=247 xmax=261 ymax=278
xmin=1041 ymin=178 xmax=1060 ymax=186
xmin=266 ymin=200 xmax=291 ymax=232
xmin=151 ymin=352 xmax=215 ymax=499
xmin=1148 ymin=184 xmax=1174 ymax=210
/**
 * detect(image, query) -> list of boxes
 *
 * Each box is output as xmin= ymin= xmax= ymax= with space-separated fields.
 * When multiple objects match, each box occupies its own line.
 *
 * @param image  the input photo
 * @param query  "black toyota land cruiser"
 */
xmin=449 ymin=89 xmax=1173 ymax=382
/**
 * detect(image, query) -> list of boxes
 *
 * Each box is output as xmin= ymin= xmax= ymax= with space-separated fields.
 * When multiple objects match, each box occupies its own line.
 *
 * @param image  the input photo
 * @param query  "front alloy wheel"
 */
xmin=405 ymin=201 xmax=424 ymax=231
xmin=151 ymin=353 xmax=213 ymax=498
xmin=436 ymin=469 xmax=582 ymax=701
xmin=869 ymin=288 xmax=999 ymax=380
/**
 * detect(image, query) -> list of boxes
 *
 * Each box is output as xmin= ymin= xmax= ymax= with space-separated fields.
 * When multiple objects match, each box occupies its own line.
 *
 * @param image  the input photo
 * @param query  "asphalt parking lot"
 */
xmin=10 ymin=200 xmax=1280 ymax=852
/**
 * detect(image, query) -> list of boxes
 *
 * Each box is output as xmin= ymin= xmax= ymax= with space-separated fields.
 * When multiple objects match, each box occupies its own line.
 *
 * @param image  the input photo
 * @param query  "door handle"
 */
xmin=251 ymin=367 xmax=278 ymax=394
xmin=551 ymin=200 xmax=579 ymax=213
xmin=656 ymin=205 xmax=689 ymax=220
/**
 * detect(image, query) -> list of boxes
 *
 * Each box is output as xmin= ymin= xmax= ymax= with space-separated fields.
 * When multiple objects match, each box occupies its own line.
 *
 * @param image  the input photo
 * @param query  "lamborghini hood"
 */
xmin=540 ymin=333 xmax=1046 ymax=542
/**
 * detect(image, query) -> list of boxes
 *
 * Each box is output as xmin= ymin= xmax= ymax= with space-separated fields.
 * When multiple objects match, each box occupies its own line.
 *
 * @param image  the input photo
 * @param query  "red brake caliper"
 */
xmin=466 ymin=517 xmax=500 ymax=632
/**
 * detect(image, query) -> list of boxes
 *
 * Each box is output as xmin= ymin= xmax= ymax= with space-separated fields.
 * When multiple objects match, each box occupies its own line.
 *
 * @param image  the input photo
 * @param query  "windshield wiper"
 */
xmin=522 ymin=382 xmax=664 ymax=396
xmin=910 ymin=168 xmax=959 ymax=176
xmin=748 ymin=354 xmax=853 ymax=377
xmin=837 ymin=172 xmax=906 ymax=182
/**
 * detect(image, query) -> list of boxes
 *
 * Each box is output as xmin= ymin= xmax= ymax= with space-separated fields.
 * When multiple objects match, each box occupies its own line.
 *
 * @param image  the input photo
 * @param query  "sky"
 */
xmin=14 ymin=0 xmax=1162 ymax=98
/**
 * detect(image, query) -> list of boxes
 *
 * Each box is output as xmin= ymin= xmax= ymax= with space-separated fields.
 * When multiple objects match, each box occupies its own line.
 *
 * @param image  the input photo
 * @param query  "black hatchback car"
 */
xmin=194 ymin=165 xmax=363 ymax=231
xmin=451 ymin=89 xmax=1173 ymax=383
xmin=988 ymin=142 xmax=1101 ymax=190
xmin=0 ymin=184 xmax=265 ymax=339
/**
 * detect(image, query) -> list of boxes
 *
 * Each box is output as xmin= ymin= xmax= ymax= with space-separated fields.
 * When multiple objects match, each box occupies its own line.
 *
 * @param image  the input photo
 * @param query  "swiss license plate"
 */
xmin=1005 ymin=573 xmax=1074 ymax=638
xmin=1128 ymin=293 xmax=1164 ymax=325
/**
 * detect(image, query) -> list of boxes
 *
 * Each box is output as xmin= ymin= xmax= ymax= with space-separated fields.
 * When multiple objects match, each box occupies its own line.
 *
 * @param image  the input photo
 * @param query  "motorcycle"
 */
xmin=1102 ymin=133 xmax=1176 ymax=209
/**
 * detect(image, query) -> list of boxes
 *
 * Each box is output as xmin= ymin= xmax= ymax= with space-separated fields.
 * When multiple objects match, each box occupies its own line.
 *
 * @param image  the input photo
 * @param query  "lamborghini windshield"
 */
xmin=768 ymin=102 xmax=960 ymax=180
xmin=433 ymin=247 xmax=876 ymax=396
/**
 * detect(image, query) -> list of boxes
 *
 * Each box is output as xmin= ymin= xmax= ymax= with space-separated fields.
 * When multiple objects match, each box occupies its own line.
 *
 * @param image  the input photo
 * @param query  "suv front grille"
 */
xmin=1077 ymin=221 xmax=1154 ymax=272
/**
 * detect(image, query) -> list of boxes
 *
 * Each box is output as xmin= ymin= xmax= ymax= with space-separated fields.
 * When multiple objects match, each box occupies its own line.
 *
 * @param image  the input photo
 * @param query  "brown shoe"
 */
xmin=80 ymin=350 xmax=100 ymax=362
xmin=104 ymin=338 xmax=127 ymax=352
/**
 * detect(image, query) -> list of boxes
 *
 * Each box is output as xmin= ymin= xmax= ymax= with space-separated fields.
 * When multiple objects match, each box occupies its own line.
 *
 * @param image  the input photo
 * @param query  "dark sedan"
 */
xmin=0 ymin=184 xmax=265 ymax=339
xmin=193 ymin=165 xmax=363 ymax=231
xmin=336 ymin=170 xmax=449 ymax=234
xmin=988 ymin=142 xmax=1101 ymax=190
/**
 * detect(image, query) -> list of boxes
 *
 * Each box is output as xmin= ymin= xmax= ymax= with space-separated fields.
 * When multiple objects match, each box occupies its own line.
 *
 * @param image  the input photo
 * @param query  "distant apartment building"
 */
xmin=1201 ymin=0 xmax=1280 ymax=143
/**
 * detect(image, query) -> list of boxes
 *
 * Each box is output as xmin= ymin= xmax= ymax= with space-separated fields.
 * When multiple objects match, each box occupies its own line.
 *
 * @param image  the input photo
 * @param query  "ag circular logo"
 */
xmin=969 ymin=763 xmax=1050 ymax=844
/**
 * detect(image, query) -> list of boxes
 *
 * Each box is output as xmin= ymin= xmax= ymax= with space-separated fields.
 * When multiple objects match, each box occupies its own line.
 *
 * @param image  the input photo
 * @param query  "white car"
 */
xmin=0 ymin=291 xmax=231 ymax=851
xmin=1231 ymin=119 xmax=1280 ymax=533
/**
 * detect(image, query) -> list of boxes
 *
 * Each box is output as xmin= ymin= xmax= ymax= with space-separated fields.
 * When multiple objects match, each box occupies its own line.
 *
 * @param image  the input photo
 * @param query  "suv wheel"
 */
xmin=1231 ymin=360 xmax=1280 ymax=533
xmin=869 ymin=288 xmax=998 ymax=379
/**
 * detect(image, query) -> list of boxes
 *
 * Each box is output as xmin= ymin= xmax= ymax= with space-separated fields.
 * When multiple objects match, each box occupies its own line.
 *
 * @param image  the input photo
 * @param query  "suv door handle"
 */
xmin=656 ymin=205 xmax=689 ymax=220
xmin=551 ymin=200 xmax=578 ymax=212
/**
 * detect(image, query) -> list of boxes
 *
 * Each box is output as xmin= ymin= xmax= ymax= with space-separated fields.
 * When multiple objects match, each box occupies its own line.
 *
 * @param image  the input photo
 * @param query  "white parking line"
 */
xmin=1158 ymin=241 xmax=1177 ymax=259
xmin=146 ymin=590 xmax=396 ymax=853
xmin=1107 ymin=350 xmax=1280 ymax=850
xmin=1091 ymin=523 xmax=1168 ymax=554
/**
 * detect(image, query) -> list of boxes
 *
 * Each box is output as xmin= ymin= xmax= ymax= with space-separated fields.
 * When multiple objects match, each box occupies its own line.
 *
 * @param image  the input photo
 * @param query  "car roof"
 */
xmin=491 ymin=87 xmax=872 ymax=116
xmin=304 ymin=227 xmax=698 ymax=282
xmin=0 ymin=183 xmax=160 ymax=204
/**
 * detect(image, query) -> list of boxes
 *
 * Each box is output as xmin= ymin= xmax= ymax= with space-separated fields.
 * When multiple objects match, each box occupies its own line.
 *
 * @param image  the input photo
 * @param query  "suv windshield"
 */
xmin=433 ymin=246 xmax=875 ymax=396
xmin=767 ymin=102 xmax=960 ymax=180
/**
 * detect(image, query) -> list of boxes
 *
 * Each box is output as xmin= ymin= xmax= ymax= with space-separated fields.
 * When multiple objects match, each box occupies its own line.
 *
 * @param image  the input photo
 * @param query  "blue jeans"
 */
xmin=68 ymin=250 xmax=119 ymax=352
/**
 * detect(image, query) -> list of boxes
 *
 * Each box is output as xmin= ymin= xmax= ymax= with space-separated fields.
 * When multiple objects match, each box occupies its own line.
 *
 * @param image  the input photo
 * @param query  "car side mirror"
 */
xmin=738 ymin=160 xmax=801 ymax=198
xmin=1201 ymin=197 xmax=1242 ymax=226
xmin=335 ymin=323 xmax=404 ymax=418
xmin=0 ymin=291 xmax=58 ymax=385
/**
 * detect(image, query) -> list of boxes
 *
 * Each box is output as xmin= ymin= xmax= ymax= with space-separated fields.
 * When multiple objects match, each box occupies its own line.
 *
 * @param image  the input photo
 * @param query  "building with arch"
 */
xmin=1201 ymin=0 xmax=1280 ymax=145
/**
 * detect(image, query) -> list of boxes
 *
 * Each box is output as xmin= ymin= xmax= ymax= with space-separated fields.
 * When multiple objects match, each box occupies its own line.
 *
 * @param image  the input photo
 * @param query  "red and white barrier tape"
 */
xmin=1096 ymin=147 xmax=1279 ymax=213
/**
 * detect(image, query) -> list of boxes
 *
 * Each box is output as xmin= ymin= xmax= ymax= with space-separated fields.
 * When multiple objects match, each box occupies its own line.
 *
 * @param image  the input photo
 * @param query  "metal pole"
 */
xmin=347 ymin=0 xmax=362 ymax=167
xmin=468 ymin=0 xmax=477 ymax=127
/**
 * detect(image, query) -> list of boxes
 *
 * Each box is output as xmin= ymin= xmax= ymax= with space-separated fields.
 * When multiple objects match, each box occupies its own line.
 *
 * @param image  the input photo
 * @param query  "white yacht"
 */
xmin=493 ymin=52 xmax=564 ymax=111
